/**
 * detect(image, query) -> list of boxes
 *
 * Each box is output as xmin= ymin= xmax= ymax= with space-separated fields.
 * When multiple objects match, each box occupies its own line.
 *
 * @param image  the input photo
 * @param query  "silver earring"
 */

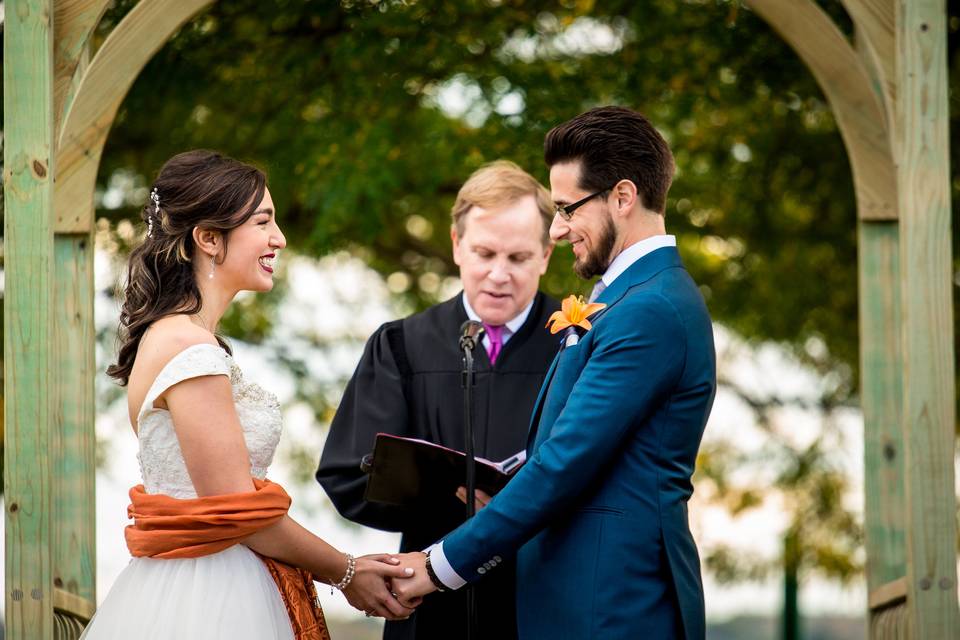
xmin=209 ymin=255 xmax=216 ymax=279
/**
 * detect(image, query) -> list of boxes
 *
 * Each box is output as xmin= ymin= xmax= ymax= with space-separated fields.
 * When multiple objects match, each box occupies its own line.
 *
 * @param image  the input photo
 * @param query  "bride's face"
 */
xmin=216 ymin=187 xmax=286 ymax=293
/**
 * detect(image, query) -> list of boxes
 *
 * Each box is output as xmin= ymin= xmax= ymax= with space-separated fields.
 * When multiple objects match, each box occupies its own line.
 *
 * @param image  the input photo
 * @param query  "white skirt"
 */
xmin=81 ymin=544 xmax=295 ymax=639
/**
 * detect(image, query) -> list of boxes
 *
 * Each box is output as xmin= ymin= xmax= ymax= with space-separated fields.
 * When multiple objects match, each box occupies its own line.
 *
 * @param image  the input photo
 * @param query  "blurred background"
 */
xmin=2 ymin=1 xmax=960 ymax=638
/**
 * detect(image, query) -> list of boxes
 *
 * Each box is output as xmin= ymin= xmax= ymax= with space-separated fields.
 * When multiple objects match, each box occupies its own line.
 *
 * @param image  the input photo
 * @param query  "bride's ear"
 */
xmin=192 ymin=226 xmax=222 ymax=260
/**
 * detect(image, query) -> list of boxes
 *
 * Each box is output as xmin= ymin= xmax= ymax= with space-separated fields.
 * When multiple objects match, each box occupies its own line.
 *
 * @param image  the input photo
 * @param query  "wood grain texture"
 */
xmin=746 ymin=0 xmax=896 ymax=220
xmin=841 ymin=0 xmax=895 ymax=117
xmin=869 ymin=576 xmax=908 ymax=611
xmin=52 ymin=235 xmax=97 ymax=606
xmin=871 ymin=601 xmax=909 ymax=639
xmin=53 ymin=587 xmax=95 ymax=621
xmin=858 ymin=221 xmax=907 ymax=595
xmin=895 ymin=1 xmax=959 ymax=637
xmin=54 ymin=0 xmax=215 ymax=233
xmin=53 ymin=0 xmax=111 ymax=133
xmin=4 ymin=0 xmax=56 ymax=638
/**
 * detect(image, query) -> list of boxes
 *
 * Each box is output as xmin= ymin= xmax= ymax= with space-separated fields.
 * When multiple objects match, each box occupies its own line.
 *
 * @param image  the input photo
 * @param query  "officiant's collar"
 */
xmin=462 ymin=291 xmax=534 ymax=337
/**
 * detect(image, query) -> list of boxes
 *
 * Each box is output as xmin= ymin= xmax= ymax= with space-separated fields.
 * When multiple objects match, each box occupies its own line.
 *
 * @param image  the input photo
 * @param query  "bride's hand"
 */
xmin=341 ymin=554 xmax=417 ymax=621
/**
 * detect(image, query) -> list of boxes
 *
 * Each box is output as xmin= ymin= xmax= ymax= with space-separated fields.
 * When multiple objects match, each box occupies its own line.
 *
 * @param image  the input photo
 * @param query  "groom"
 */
xmin=393 ymin=106 xmax=716 ymax=640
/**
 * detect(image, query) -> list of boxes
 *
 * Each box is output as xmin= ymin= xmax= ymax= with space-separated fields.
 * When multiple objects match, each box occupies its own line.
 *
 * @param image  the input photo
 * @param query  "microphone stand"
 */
xmin=460 ymin=326 xmax=480 ymax=640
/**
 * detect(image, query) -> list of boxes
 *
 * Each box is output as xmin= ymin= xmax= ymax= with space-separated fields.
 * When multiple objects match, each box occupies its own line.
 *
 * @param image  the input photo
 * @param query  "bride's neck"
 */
xmin=194 ymin=280 xmax=235 ymax=333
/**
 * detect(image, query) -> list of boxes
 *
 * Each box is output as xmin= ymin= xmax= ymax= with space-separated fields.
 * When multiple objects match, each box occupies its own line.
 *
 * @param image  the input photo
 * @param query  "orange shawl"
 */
xmin=126 ymin=478 xmax=331 ymax=640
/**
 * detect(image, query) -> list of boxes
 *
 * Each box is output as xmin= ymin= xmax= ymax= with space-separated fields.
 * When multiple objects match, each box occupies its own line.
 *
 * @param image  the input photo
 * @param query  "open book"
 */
xmin=361 ymin=433 xmax=526 ymax=507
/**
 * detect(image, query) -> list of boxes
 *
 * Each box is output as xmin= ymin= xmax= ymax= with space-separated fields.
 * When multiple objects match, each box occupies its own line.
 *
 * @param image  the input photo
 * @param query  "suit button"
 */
xmin=493 ymin=556 xmax=502 ymax=563
xmin=477 ymin=567 xmax=487 ymax=575
xmin=483 ymin=562 xmax=492 ymax=570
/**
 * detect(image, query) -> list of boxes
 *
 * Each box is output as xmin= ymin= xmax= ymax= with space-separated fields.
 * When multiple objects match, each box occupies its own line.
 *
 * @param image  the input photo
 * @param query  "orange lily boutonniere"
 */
xmin=546 ymin=295 xmax=607 ymax=335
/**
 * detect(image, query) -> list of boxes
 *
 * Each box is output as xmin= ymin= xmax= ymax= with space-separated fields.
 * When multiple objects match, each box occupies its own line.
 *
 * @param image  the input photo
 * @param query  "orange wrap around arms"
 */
xmin=124 ymin=478 xmax=331 ymax=640
xmin=125 ymin=477 xmax=290 ymax=558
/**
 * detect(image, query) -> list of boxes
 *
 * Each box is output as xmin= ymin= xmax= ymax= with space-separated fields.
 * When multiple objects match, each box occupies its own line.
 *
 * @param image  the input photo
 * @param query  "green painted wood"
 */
xmin=52 ymin=234 xmax=97 ymax=605
xmin=3 ymin=0 xmax=57 ymax=638
xmin=858 ymin=221 xmax=907 ymax=595
xmin=895 ymin=1 xmax=960 ymax=637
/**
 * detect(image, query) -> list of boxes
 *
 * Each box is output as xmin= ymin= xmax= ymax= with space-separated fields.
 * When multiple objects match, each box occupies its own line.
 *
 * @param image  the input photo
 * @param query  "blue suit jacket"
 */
xmin=441 ymin=246 xmax=716 ymax=639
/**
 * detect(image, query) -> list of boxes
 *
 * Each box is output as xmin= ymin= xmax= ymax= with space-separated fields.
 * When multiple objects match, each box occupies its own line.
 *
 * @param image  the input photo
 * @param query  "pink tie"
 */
xmin=483 ymin=323 xmax=504 ymax=364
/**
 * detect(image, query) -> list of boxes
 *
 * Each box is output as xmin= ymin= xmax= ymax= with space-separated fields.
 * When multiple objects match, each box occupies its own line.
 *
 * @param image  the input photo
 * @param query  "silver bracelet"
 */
xmin=330 ymin=553 xmax=356 ymax=595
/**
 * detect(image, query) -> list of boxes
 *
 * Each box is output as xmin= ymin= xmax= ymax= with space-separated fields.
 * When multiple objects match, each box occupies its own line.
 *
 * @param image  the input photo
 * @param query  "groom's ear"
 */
xmin=612 ymin=179 xmax=639 ymax=218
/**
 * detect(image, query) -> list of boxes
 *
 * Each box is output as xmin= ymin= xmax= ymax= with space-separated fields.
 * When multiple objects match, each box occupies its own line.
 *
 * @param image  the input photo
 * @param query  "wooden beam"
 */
xmin=4 ymin=0 xmax=56 ymax=637
xmin=895 ymin=1 xmax=960 ymax=637
xmin=746 ymin=0 xmax=896 ymax=221
xmin=858 ymin=220 xmax=907 ymax=595
xmin=53 ymin=0 xmax=111 ymax=133
xmin=841 ymin=0 xmax=895 ymax=114
xmin=52 ymin=235 xmax=97 ymax=607
xmin=869 ymin=576 xmax=908 ymax=611
xmin=52 ymin=588 xmax=95 ymax=622
xmin=54 ymin=0 xmax=215 ymax=233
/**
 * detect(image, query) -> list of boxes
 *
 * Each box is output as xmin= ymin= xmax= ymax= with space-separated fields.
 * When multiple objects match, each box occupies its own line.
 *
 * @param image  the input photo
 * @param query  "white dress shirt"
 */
xmin=461 ymin=292 xmax=535 ymax=351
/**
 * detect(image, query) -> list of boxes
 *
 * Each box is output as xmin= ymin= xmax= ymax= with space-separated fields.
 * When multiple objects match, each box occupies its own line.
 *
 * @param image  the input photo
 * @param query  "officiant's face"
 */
xmin=452 ymin=195 xmax=552 ymax=326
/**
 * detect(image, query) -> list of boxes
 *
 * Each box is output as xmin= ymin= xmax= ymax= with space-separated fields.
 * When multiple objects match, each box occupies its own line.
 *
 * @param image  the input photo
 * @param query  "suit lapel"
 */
xmin=525 ymin=342 xmax=563 ymax=453
xmin=524 ymin=247 xmax=685 ymax=454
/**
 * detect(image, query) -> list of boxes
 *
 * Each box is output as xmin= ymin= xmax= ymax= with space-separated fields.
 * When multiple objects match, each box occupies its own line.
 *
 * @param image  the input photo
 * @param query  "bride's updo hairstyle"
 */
xmin=107 ymin=150 xmax=266 ymax=386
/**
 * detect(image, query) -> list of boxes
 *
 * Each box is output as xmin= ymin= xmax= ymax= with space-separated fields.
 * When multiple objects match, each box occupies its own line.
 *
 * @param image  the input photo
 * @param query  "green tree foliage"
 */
xmin=89 ymin=0 xmax=948 ymax=390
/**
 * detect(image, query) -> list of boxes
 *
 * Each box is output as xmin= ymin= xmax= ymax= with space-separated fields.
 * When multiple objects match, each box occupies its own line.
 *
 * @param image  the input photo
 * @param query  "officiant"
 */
xmin=317 ymin=160 xmax=560 ymax=640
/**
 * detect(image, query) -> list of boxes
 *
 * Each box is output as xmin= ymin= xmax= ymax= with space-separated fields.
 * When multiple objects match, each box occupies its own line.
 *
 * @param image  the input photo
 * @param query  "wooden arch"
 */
xmin=4 ymin=1 xmax=956 ymax=638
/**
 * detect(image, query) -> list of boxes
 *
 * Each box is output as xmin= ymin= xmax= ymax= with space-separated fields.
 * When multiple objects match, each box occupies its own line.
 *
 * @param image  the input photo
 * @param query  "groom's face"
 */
xmin=549 ymin=161 xmax=617 ymax=279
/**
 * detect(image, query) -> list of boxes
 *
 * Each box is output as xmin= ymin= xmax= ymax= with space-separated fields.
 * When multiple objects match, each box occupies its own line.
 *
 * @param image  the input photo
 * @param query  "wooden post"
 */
xmin=895 ymin=1 xmax=960 ymax=637
xmin=3 ymin=0 xmax=56 ymax=638
xmin=52 ymin=14 xmax=98 ymax=626
xmin=858 ymin=220 xmax=908 ymax=605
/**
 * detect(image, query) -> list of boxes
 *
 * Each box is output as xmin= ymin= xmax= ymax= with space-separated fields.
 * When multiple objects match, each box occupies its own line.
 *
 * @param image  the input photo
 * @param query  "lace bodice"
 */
xmin=136 ymin=343 xmax=282 ymax=499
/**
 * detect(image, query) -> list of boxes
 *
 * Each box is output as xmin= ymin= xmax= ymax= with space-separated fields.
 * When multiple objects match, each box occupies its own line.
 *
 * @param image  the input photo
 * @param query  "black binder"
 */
xmin=362 ymin=433 xmax=525 ymax=507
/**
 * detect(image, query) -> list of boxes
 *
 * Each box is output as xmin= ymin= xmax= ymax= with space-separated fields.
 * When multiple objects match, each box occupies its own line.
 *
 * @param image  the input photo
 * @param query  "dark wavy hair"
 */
xmin=107 ymin=150 xmax=266 ymax=385
xmin=544 ymin=106 xmax=675 ymax=214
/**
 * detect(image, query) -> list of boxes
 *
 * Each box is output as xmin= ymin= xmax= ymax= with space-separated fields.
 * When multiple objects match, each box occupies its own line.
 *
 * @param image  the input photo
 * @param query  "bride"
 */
xmin=82 ymin=150 xmax=415 ymax=639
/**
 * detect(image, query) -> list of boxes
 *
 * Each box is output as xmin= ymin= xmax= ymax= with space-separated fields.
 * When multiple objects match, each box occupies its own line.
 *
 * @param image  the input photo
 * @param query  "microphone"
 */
xmin=459 ymin=320 xmax=484 ymax=352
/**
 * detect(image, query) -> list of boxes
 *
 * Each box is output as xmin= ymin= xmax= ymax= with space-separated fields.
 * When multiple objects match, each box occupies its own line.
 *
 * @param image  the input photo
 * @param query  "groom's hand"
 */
xmin=392 ymin=552 xmax=437 ymax=607
xmin=343 ymin=554 xmax=418 ymax=620
xmin=456 ymin=486 xmax=492 ymax=511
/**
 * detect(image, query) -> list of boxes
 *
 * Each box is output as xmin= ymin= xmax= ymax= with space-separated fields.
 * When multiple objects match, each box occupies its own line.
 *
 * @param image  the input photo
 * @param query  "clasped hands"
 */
xmin=337 ymin=552 xmax=434 ymax=620
xmin=391 ymin=487 xmax=493 ymax=607
xmin=344 ymin=487 xmax=492 ymax=618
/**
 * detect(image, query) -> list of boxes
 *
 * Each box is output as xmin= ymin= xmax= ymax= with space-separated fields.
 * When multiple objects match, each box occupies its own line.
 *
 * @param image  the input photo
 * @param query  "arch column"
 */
xmin=746 ymin=1 xmax=958 ymax=637
xmin=5 ymin=1 xmax=216 ymax=638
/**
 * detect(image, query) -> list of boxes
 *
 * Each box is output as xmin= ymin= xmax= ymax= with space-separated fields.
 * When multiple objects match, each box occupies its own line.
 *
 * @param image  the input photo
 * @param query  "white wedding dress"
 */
xmin=81 ymin=343 xmax=295 ymax=639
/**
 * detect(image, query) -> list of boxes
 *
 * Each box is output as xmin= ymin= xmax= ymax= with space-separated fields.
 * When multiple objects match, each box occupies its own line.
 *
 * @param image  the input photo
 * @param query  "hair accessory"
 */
xmin=147 ymin=188 xmax=160 ymax=237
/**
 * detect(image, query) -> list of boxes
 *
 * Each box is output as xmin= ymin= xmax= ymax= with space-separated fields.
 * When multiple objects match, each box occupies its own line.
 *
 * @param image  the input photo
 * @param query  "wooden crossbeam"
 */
xmin=841 ymin=0 xmax=895 ymax=114
xmin=52 ymin=588 xmax=95 ymax=622
xmin=869 ymin=576 xmax=908 ymax=611
xmin=53 ymin=0 xmax=111 ymax=132
xmin=54 ymin=0 xmax=215 ymax=233
xmin=746 ymin=0 xmax=895 ymax=221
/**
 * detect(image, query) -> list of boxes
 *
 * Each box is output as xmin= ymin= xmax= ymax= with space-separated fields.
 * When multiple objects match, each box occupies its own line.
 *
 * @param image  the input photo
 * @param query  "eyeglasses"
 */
xmin=553 ymin=188 xmax=612 ymax=221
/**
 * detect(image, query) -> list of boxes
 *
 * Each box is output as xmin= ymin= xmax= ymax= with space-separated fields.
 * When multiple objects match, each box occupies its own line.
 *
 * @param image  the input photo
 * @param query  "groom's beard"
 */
xmin=573 ymin=210 xmax=617 ymax=279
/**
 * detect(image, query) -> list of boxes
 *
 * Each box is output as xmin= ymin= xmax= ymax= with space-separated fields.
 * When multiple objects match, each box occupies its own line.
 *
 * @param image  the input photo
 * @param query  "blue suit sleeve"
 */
xmin=440 ymin=292 xmax=687 ymax=581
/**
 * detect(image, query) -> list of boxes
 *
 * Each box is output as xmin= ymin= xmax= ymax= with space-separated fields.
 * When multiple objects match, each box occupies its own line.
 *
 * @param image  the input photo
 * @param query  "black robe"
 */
xmin=317 ymin=291 xmax=561 ymax=640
